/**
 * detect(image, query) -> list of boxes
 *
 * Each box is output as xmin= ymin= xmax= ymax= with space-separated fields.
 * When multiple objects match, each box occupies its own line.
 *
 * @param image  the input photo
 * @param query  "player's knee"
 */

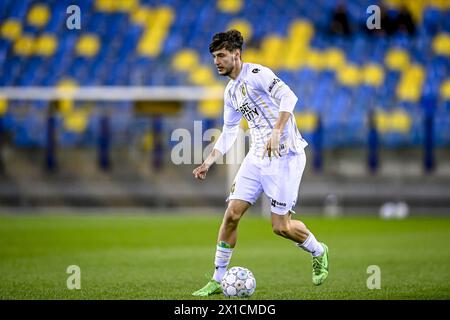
xmin=225 ymin=206 xmax=242 ymax=225
xmin=272 ymin=223 xmax=290 ymax=237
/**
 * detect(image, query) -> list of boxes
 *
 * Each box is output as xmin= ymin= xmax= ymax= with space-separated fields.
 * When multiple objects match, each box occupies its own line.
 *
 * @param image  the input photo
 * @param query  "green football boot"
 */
xmin=312 ymin=243 xmax=329 ymax=286
xmin=192 ymin=279 xmax=222 ymax=297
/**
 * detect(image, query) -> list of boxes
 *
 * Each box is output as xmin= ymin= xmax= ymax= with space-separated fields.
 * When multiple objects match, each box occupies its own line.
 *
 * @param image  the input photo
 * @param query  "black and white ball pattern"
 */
xmin=221 ymin=266 xmax=256 ymax=297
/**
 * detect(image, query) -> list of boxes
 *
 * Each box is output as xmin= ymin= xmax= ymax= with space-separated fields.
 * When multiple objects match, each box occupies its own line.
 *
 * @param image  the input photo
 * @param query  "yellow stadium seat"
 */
xmin=95 ymin=0 xmax=114 ymax=12
xmin=155 ymin=7 xmax=175 ymax=26
xmin=34 ymin=34 xmax=57 ymax=56
xmin=172 ymin=50 xmax=200 ymax=72
xmin=136 ymin=7 xmax=174 ymax=57
xmin=189 ymin=66 xmax=215 ymax=85
xmin=261 ymin=36 xmax=284 ymax=69
xmin=14 ymin=35 xmax=34 ymax=56
xmin=0 ymin=96 xmax=7 ymax=115
xmin=396 ymin=64 xmax=424 ymax=102
xmin=115 ymin=0 xmax=139 ymax=12
xmin=305 ymin=50 xmax=326 ymax=71
xmin=261 ymin=35 xmax=284 ymax=52
xmin=27 ymin=4 xmax=50 ymax=28
xmin=131 ymin=7 xmax=153 ymax=26
xmin=404 ymin=1 xmax=425 ymax=23
xmin=58 ymin=79 xmax=78 ymax=89
xmin=375 ymin=109 xmax=412 ymax=133
xmin=217 ymin=0 xmax=243 ymax=13
xmin=285 ymin=37 xmax=309 ymax=52
xmin=64 ymin=109 xmax=89 ymax=133
xmin=198 ymin=100 xmax=222 ymax=118
xmin=385 ymin=48 xmax=410 ymax=71
xmin=288 ymin=19 xmax=314 ymax=42
xmin=1 ymin=19 xmax=22 ymax=41
xmin=295 ymin=111 xmax=318 ymax=133
xmin=390 ymin=109 xmax=412 ymax=132
xmin=323 ymin=48 xmax=346 ymax=71
xmin=397 ymin=83 xmax=421 ymax=102
xmin=138 ymin=30 xmax=165 ymax=57
xmin=58 ymin=99 xmax=74 ymax=114
xmin=57 ymin=79 xmax=78 ymax=113
xmin=362 ymin=64 xmax=385 ymax=87
xmin=242 ymin=48 xmax=263 ymax=66
xmin=440 ymin=79 xmax=450 ymax=100
xmin=283 ymin=42 xmax=308 ymax=70
xmin=375 ymin=110 xmax=389 ymax=133
xmin=405 ymin=64 xmax=425 ymax=82
xmin=337 ymin=64 xmax=361 ymax=86
xmin=138 ymin=32 xmax=155 ymax=56
xmin=227 ymin=19 xmax=253 ymax=42
xmin=76 ymin=34 xmax=100 ymax=57
xmin=432 ymin=33 xmax=450 ymax=56
xmin=283 ymin=54 xmax=304 ymax=70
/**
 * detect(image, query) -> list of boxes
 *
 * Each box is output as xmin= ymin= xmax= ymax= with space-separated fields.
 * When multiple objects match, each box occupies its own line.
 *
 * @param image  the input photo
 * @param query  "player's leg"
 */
xmin=192 ymin=199 xmax=251 ymax=297
xmin=271 ymin=212 xmax=309 ymax=243
xmin=192 ymin=154 xmax=262 ymax=296
xmin=212 ymin=199 xmax=251 ymax=281
xmin=262 ymin=151 xmax=329 ymax=285
xmin=271 ymin=213 xmax=329 ymax=286
xmin=217 ymin=199 xmax=252 ymax=247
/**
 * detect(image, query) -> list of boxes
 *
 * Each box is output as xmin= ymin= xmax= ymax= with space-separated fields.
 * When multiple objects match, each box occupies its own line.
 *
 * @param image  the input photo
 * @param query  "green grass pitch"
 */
xmin=0 ymin=213 xmax=449 ymax=300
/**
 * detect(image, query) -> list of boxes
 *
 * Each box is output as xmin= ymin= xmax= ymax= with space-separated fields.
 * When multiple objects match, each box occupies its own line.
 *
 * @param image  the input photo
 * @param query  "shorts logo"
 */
xmin=252 ymin=68 xmax=260 ymax=73
xmin=271 ymin=199 xmax=286 ymax=207
xmin=230 ymin=182 xmax=236 ymax=194
xmin=268 ymin=78 xmax=280 ymax=93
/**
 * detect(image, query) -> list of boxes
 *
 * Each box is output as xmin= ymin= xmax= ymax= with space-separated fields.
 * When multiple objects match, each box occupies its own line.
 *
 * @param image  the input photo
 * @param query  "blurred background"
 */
xmin=0 ymin=0 xmax=449 ymax=216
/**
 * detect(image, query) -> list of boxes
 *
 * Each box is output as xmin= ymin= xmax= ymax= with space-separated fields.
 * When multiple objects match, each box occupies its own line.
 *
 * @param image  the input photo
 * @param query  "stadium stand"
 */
xmin=0 ymin=0 xmax=448 ymax=150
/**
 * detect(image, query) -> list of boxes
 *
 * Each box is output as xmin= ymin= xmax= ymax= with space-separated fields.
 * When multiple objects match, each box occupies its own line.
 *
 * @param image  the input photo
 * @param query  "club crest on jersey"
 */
xmin=238 ymin=102 xmax=259 ymax=121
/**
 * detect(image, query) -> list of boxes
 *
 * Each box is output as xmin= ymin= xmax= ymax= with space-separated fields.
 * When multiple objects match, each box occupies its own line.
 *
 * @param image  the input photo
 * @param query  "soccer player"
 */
xmin=192 ymin=30 xmax=329 ymax=296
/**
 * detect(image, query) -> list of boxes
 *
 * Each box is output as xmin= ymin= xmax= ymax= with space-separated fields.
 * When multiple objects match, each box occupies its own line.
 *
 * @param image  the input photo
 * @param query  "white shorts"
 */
xmin=227 ymin=150 xmax=306 ymax=215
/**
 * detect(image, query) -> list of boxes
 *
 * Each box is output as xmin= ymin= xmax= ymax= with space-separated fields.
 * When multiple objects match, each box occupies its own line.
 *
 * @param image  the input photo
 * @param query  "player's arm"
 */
xmin=254 ymin=67 xmax=298 ymax=158
xmin=193 ymin=99 xmax=242 ymax=180
xmin=193 ymin=148 xmax=222 ymax=180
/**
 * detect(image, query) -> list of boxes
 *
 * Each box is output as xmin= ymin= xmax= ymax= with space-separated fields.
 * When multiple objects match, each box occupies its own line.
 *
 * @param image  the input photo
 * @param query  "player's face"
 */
xmin=212 ymin=48 xmax=239 ymax=77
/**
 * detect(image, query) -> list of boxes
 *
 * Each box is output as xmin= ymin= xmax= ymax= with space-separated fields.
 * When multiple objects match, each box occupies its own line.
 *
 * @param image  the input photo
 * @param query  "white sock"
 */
xmin=296 ymin=232 xmax=324 ymax=257
xmin=212 ymin=245 xmax=233 ymax=282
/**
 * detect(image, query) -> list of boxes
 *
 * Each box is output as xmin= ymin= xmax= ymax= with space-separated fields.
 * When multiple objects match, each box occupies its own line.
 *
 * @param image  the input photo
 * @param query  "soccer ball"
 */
xmin=221 ymin=266 xmax=256 ymax=298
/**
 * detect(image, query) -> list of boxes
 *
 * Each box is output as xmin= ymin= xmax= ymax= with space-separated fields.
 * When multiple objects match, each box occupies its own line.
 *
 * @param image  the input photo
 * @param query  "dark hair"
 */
xmin=209 ymin=29 xmax=244 ymax=53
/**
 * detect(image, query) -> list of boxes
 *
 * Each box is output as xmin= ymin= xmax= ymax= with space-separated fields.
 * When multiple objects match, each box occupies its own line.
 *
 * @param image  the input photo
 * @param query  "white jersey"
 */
xmin=214 ymin=62 xmax=308 ymax=158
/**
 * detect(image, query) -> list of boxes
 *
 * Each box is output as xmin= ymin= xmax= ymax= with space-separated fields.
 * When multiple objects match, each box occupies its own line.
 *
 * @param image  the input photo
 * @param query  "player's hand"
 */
xmin=193 ymin=163 xmax=210 ymax=180
xmin=263 ymin=129 xmax=281 ymax=160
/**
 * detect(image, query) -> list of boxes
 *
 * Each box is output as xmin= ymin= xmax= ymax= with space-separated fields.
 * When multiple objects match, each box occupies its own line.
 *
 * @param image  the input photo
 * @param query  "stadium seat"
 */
xmin=1 ymin=19 xmax=22 ymax=41
xmin=27 ymin=4 xmax=50 ymax=28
